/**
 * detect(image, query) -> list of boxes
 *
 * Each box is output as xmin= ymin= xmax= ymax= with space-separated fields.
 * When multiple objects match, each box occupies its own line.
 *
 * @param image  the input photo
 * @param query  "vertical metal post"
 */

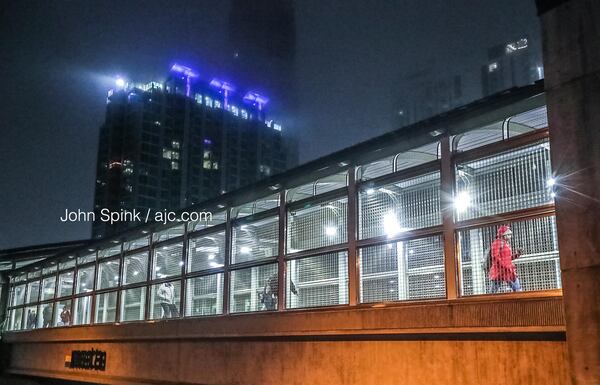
xmin=51 ymin=268 xmax=59 ymax=326
xmin=347 ymin=167 xmax=359 ymax=306
xmin=440 ymin=136 xmax=458 ymax=299
xmin=277 ymin=190 xmax=287 ymax=311
xmin=222 ymin=208 xmax=232 ymax=315
xmin=90 ymin=249 xmax=100 ymax=324
xmin=180 ymin=224 xmax=189 ymax=318
xmin=144 ymin=235 xmax=154 ymax=321
xmin=115 ymin=245 xmax=128 ymax=323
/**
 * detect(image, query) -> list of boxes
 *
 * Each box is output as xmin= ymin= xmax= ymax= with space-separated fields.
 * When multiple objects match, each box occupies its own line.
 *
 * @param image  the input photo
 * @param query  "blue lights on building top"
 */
xmin=107 ymin=63 xmax=282 ymax=131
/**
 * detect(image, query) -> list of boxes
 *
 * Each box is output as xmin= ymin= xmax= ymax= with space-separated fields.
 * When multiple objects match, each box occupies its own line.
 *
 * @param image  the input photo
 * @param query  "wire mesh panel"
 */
xmin=286 ymin=251 xmax=349 ymax=309
xmin=287 ymin=171 xmax=348 ymax=202
xmin=230 ymin=263 xmax=278 ymax=313
xmin=78 ymin=252 xmax=96 ymax=265
xmin=73 ymin=295 xmax=92 ymax=325
xmin=123 ymin=251 xmax=149 ymax=285
xmin=28 ymin=270 xmax=41 ymax=279
xmin=59 ymin=258 xmax=76 ymax=270
xmin=95 ymin=291 xmax=117 ymax=324
xmin=453 ymin=106 xmax=548 ymax=152
xmin=231 ymin=216 xmax=279 ymax=264
xmin=359 ymin=172 xmax=441 ymax=240
xmin=41 ymin=276 xmax=56 ymax=301
xmin=152 ymin=243 xmax=183 ymax=279
xmin=453 ymin=121 xmax=505 ymax=152
xmin=153 ymin=224 xmax=185 ymax=243
xmin=149 ymin=280 xmax=181 ymax=320
xmin=357 ymin=155 xmax=395 ymax=181
xmin=53 ymin=300 xmax=72 ymax=326
xmin=188 ymin=231 xmax=226 ymax=272
xmin=185 ymin=273 xmax=224 ymax=316
xmin=123 ymin=236 xmax=150 ymax=252
xmin=42 ymin=264 xmax=57 ymax=276
xmin=287 ymin=197 xmax=348 ymax=253
xmin=190 ymin=211 xmax=226 ymax=232
xmin=25 ymin=280 xmax=40 ymax=304
xmin=98 ymin=244 xmax=121 ymax=259
xmin=359 ymin=235 xmax=445 ymax=303
xmin=13 ymin=274 xmax=27 ymax=283
xmin=120 ymin=286 xmax=147 ymax=322
xmin=232 ymin=194 xmax=279 ymax=218
xmin=37 ymin=303 xmax=53 ymax=328
xmin=57 ymin=271 xmax=74 ymax=298
xmin=357 ymin=142 xmax=440 ymax=181
xmin=455 ymin=141 xmax=553 ymax=221
xmin=8 ymin=308 xmax=23 ymax=331
xmin=11 ymin=284 xmax=25 ymax=306
xmin=509 ymin=106 xmax=548 ymax=130
xmin=98 ymin=258 xmax=121 ymax=290
xmin=458 ymin=215 xmax=560 ymax=296
xmin=76 ymin=265 xmax=95 ymax=294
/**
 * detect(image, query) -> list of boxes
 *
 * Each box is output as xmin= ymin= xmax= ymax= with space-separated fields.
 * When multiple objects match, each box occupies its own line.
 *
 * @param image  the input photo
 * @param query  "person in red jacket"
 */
xmin=489 ymin=225 xmax=523 ymax=293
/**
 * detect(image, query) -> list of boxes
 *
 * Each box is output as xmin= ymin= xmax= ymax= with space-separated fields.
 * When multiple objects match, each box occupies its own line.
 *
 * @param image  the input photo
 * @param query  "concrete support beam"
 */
xmin=538 ymin=1 xmax=600 ymax=383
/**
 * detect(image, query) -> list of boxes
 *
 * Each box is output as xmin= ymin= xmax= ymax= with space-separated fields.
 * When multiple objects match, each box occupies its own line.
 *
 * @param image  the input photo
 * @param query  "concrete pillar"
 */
xmin=537 ymin=1 xmax=600 ymax=383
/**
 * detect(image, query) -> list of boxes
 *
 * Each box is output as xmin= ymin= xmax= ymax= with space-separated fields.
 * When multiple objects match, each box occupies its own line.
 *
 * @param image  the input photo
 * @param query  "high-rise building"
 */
xmin=481 ymin=36 xmax=544 ymax=96
xmin=394 ymin=66 xmax=480 ymax=128
xmin=227 ymin=0 xmax=299 ymax=166
xmin=227 ymin=0 xmax=296 ymax=112
xmin=92 ymin=64 xmax=296 ymax=238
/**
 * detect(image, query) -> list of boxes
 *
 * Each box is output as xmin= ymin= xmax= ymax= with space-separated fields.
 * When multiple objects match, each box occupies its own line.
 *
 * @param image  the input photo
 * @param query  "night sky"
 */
xmin=0 ymin=1 xmax=540 ymax=250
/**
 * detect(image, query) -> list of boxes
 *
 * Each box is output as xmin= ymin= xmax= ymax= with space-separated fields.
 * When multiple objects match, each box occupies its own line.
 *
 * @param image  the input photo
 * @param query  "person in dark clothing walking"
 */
xmin=42 ymin=304 xmax=52 ymax=328
xmin=260 ymin=274 xmax=297 ymax=310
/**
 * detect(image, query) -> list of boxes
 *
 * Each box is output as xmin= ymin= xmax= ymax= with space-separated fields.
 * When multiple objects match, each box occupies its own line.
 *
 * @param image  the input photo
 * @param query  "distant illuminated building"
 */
xmin=227 ymin=0 xmax=299 ymax=166
xmin=93 ymin=64 xmax=296 ymax=238
xmin=481 ymin=37 xmax=543 ymax=96
xmin=227 ymin=0 xmax=296 ymax=108
xmin=394 ymin=67 xmax=478 ymax=127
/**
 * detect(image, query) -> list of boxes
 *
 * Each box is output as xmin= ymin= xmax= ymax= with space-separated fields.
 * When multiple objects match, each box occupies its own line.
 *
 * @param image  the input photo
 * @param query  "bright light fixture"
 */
xmin=454 ymin=191 xmax=471 ymax=213
xmin=115 ymin=78 xmax=125 ymax=88
xmin=240 ymin=246 xmax=251 ymax=254
xmin=383 ymin=212 xmax=402 ymax=238
xmin=366 ymin=188 xmax=375 ymax=195
xmin=208 ymin=254 xmax=215 ymax=260
xmin=325 ymin=226 xmax=337 ymax=236
xmin=546 ymin=177 xmax=556 ymax=187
